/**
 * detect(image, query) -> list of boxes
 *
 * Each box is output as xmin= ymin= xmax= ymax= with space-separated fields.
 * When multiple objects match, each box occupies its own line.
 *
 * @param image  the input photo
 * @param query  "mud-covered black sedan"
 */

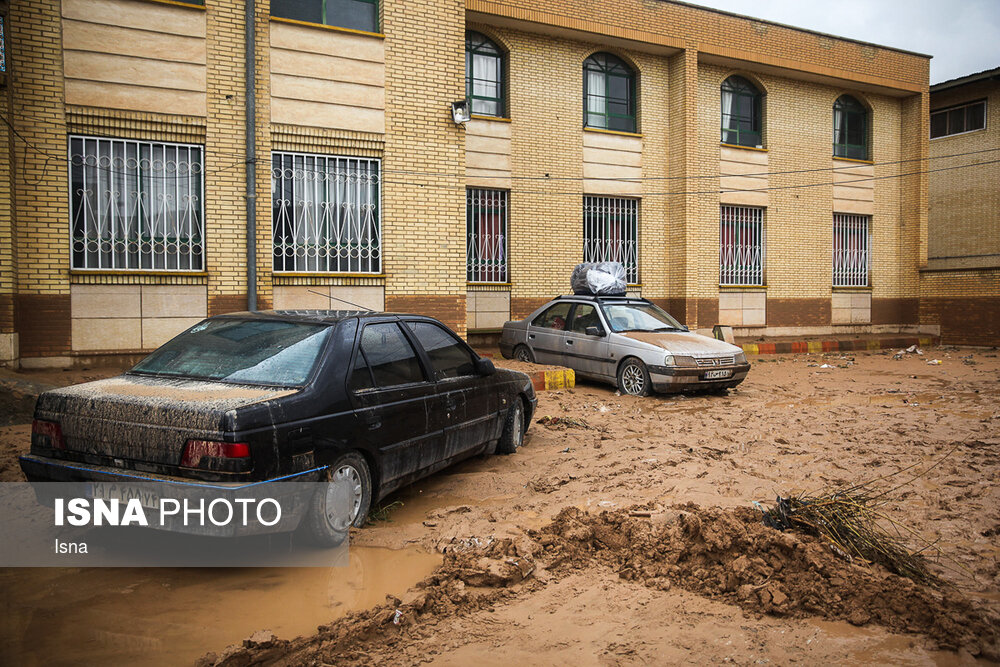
xmin=20 ymin=311 xmax=536 ymax=544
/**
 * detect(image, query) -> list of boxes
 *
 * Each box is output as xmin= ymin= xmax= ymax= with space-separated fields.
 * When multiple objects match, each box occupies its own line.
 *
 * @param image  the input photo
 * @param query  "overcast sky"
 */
xmin=686 ymin=0 xmax=1000 ymax=84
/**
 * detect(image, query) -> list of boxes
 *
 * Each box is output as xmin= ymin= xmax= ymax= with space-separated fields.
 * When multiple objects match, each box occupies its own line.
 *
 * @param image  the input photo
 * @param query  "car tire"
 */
xmin=496 ymin=398 xmax=525 ymax=455
xmin=513 ymin=344 xmax=535 ymax=363
xmin=617 ymin=358 xmax=651 ymax=397
xmin=306 ymin=452 xmax=372 ymax=547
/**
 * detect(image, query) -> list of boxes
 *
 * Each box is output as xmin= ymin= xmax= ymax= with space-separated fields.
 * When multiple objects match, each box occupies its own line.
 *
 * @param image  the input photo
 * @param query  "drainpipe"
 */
xmin=245 ymin=0 xmax=257 ymax=311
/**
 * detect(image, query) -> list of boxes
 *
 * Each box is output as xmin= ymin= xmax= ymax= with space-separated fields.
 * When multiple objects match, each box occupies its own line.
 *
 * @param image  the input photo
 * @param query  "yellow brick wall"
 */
xmin=382 ymin=0 xmax=467 ymax=332
xmin=927 ymin=81 xmax=1000 ymax=267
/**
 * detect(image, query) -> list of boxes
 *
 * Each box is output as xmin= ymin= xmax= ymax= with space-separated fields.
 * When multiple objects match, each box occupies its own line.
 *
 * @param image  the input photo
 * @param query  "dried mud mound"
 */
xmin=536 ymin=506 xmax=1000 ymax=659
xmin=207 ymin=506 xmax=999 ymax=666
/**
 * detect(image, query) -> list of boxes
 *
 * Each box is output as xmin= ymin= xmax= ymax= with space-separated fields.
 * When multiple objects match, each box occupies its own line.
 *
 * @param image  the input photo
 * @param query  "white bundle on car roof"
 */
xmin=571 ymin=262 xmax=627 ymax=296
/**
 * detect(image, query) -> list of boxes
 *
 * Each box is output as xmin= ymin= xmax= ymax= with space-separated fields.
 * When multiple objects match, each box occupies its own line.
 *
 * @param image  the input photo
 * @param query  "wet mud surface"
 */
xmin=2 ymin=348 xmax=1000 ymax=664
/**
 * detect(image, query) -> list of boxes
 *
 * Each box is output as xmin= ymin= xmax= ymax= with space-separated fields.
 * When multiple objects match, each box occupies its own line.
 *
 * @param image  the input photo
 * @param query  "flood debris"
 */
xmin=893 ymin=345 xmax=924 ymax=360
xmin=536 ymin=415 xmax=591 ymax=429
xmin=757 ymin=493 xmax=935 ymax=585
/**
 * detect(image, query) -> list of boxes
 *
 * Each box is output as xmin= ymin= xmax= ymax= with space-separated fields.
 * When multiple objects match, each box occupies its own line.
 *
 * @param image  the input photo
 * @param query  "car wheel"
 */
xmin=513 ymin=344 xmax=535 ymax=363
xmin=617 ymin=358 xmax=651 ymax=397
xmin=496 ymin=399 xmax=525 ymax=455
xmin=306 ymin=452 xmax=372 ymax=547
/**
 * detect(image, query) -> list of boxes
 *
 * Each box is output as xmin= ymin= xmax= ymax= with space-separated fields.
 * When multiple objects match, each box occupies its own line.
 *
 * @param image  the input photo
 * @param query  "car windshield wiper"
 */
xmin=651 ymin=326 xmax=679 ymax=332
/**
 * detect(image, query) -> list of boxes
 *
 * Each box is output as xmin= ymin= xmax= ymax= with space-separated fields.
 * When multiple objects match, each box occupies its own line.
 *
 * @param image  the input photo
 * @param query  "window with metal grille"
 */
xmin=270 ymin=0 xmax=378 ymax=33
xmin=272 ymin=152 xmax=381 ymax=274
xmin=833 ymin=213 xmax=870 ymax=287
xmin=930 ymin=100 xmax=986 ymax=138
xmin=465 ymin=32 xmax=504 ymax=117
xmin=833 ymin=95 xmax=869 ymax=160
xmin=466 ymin=189 xmax=508 ymax=283
xmin=721 ymin=75 xmax=763 ymax=148
xmin=583 ymin=53 xmax=636 ymax=133
xmin=69 ymin=136 xmax=204 ymax=271
xmin=719 ymin=205 xmax=764 ymax=286
xmin=583 ymin=196 xmax=638 ymax=283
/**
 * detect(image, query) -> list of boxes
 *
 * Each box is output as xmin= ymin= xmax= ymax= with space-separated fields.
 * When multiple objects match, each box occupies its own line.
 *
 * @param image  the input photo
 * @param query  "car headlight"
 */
xmin=664 ymin=353 xmax=675 ymax=366
xmin=735 ymin=351 xmax=747 ymax=365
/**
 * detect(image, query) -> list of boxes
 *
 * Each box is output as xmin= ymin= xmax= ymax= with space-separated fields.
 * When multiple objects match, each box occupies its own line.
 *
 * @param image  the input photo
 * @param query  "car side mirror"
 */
xmin=475 ymin=357 xmax=496 ymax=376
xmin=585 ymin=326 xmax=605 ymax=337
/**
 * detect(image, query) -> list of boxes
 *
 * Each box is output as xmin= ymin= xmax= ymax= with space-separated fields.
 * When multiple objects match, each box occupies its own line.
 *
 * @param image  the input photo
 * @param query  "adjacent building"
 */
xmin=0 ymin=0 xmax=933 ymax=366
xmin=922 ymin=67 xmax=1000 ymax=346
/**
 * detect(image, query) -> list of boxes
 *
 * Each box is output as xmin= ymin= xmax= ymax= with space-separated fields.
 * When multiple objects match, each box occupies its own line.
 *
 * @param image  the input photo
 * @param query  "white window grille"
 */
xmin=833 ymin=213 xmax=870 ymax=287
xmin=69 ymin=136 xmax=204 ymax=271
xmin=720 ymin=205 xmax=764 ymax=286
xmin=583 ymin=196 xmax=638 ymax=283
xmin=272 ymin=152 xmax=381 ymax=274
xmin=466 ymin=189 xmax=508 ymax=283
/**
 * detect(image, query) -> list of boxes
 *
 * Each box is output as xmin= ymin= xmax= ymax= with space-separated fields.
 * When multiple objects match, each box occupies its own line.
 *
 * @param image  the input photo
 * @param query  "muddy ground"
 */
xmin=2 ymin=347 xmax=1000 ymax=665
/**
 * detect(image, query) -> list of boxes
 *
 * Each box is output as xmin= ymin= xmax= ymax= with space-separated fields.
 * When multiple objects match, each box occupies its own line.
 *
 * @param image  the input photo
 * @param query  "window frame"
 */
xmin=833 ymin=95 xmax=870 ymax=160
xmin=466 ymin=188 xmax=508 ymax=283
xmin=719 ymin=205 xmax=765 ymax=287
xmin=465 ymin=31 xmax=505 ymax=118
xmin=583 ymin=53 xmax=637 ymax=134
xmin=406 ymin=320 xmax=478 ymax=381
xmin=720 ymin=75 xmax=763 ymax=148
xmin=930 ymin=99 xmax=987 ymax=139
xmin=271 ymin=151 xmax=382 ymax=275
xmin=270 ymin=0 xmax=380 ymax=34
xmin=68 ymin=135 xmax=206 ymax=272
xmin=582 ymin=195 xmax=639 ymax=284
xmin=353 ymin=321 xmax=428 ymax=390
xmin=832 ymin=213 xmax=871 ymax=288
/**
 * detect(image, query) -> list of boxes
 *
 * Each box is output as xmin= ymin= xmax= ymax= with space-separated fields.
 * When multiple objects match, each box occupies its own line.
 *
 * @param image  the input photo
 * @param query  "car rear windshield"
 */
xmin=131 ymin=319 xmax=332 ymax=386
xmin=602 ymin=303 xmax=684 ymax=333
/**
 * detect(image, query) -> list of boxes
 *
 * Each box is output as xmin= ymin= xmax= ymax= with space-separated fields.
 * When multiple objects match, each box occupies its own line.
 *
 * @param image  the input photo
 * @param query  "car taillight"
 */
xmin=180 ymin=440 xmax=251 ymax=471
xmin=32 ymin=419 xmax=66 ymax=450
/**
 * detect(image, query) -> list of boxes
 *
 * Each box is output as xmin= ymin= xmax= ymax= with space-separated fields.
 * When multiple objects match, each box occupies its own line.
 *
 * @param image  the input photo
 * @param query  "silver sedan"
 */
xmin=500 ymin=296 xmax=750 ymax=396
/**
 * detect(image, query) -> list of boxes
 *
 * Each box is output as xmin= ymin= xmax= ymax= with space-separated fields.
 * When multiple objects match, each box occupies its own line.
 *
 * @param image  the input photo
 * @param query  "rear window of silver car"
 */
xmin=602 ymin=303 xmax=683 ymax=333
xmin=131 ymin=319 xmax=332 ymax=386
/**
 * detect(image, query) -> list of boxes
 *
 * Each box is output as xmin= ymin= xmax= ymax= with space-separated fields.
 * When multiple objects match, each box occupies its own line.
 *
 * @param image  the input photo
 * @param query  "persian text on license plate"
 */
xmin=89 ymin=482 xmax=161 ymax=510
xmin=703 ymin=369 xmax=732 ymax=380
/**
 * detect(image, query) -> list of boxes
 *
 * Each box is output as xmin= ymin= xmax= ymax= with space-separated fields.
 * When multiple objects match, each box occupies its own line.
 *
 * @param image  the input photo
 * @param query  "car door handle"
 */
xmin=364 ymin=414 xmax=381 ymax=430
xmin=528 ymin=334 xmax=535 ymax=340
xmin=566 ymin=339 xmax=574 ymax=345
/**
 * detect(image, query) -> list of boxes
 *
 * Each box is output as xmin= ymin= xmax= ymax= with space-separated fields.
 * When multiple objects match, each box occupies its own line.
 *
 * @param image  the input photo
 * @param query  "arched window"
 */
xmin=583 ymin=53 xmax=636 ymax=133
xmin=465 ymin=32 xmax=504 ymax=117
xmin=833 ymin=95 xmax=869 ymax=160
xmin=721 ymin=75 xmax=763 ymax=147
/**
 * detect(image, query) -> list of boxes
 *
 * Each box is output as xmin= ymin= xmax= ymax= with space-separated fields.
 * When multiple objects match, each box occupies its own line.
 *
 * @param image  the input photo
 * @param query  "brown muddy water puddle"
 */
xmin=0 ymin=545 xmax=440 ymax=666
xmin=807 ymin=620 xmax=977 ymax=666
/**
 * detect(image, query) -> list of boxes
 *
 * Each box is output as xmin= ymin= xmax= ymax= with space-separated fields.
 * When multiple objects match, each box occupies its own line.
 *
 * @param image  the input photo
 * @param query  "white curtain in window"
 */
xmin=587 ymin=70 xmax=605 ymax=118
xmin=473 ymin=53 xmax=498 ymax=98
xmin=721 ymin=88 xmax=736 ymax=127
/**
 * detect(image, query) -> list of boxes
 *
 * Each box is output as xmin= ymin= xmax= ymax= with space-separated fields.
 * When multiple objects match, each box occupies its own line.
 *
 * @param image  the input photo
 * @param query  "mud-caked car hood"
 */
xmin=619 ymin=331 xmax=743 ymax=357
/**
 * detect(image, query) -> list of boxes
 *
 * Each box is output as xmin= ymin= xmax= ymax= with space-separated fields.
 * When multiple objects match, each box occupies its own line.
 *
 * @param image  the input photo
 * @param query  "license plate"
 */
xmin=89 ymin=482 xmax=161 ymax=510
xmin=703 ymin=369 xmax=732 ymax=380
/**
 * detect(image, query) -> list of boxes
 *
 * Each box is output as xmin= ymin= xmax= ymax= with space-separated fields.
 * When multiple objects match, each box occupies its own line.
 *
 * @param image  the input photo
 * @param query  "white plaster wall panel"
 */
xmin=62 ymin=0 xmax=207 ymax=115
xmin=73 ymin=318 xmax=142 ymax=351
xmin=832 ymin=160 xmax=875 ymax=215
xmin=142 ymin=317 xmax=204 ymax=349
xmin=270 ymin=22 xmax=385 ymax=134
xmin=720 ymin=145 xmax=768 ymax=207
xmin=71 ymin=285 xmax=141 ymax=319
xmin=582 ymin=131 xmax=642 ymax=195
xmin=466 ymin=119 xmax=512 ymax=188
xmin=140 ymin=285 xmax=207 ymax=319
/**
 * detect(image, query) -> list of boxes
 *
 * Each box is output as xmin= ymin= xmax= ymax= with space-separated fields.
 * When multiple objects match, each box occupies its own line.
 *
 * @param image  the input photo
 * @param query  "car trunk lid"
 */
xmin=34 ymin=375 xmax=297 ymax=466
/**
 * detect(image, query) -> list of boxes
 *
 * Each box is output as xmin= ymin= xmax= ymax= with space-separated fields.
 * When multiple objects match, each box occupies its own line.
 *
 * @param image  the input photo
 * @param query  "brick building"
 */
xmin=921 ymin=67 xmax=1000 ymax=346
xmin=0 ymin=0 xmax=934 ymax=366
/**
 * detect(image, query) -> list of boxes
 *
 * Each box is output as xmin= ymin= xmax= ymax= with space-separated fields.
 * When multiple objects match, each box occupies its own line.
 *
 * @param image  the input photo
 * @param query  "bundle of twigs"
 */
xmin=760 ymin=489 xmax=936 ymax=584
xmin=757 ymin=443 xmax=966 ymax=587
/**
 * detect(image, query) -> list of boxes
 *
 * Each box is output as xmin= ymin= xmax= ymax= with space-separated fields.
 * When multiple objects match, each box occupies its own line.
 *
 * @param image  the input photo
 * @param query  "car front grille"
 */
xmin=695 ymin=356 xmax=736 ymax=367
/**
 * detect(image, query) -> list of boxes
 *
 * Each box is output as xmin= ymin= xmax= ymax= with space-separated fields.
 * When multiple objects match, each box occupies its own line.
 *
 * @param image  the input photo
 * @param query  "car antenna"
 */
xmin=306 ymin=289 xmax=373 ymax=311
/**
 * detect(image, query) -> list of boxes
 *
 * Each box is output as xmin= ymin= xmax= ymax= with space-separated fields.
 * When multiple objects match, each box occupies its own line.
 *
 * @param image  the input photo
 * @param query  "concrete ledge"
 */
xmin=741 ymin=336 xmax=939 ymax=355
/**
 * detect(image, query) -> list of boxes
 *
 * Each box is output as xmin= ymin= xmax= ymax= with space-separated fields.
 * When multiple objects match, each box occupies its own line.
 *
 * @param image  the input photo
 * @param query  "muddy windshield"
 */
xmin=131 ymin=319 xmax=332 ymax=387
xmin=601 ymin=303 xmax=684 ymax=333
